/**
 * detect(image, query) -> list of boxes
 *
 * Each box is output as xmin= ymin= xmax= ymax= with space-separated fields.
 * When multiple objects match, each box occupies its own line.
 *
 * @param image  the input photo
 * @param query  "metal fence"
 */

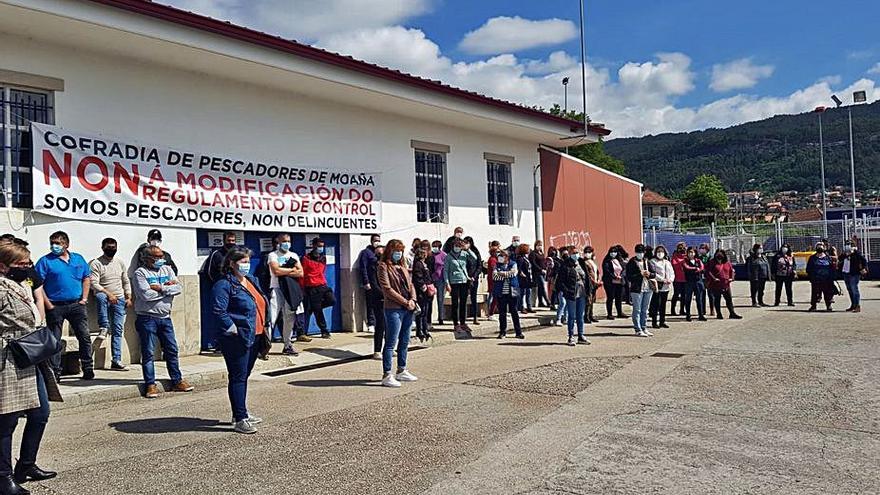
xmin=645 ymin=217 xmax=879 ymax=263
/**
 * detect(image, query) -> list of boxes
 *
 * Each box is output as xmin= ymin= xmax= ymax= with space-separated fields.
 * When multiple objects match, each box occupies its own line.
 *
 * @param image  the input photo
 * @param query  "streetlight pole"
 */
xmin=815 ymin=107 xmax=828 ymax=237
xmin=847 ymin=105 xmax=857 ymax=226
xmin=578 ymin=0 xmax=589 ymax=131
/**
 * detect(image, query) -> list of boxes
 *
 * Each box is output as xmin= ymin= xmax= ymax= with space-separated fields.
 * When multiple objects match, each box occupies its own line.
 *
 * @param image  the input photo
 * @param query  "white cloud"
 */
xmin=164 ymin=0 xmax=432 ymax=40
xmin=710 ymin=58 xmax=775 ymax=92
xmin=458 ymin=16 xmax=577 ymax=55
xmin=868 ymin=63 xmax=880 ymax=75
xmin=164 ymin=0 xmax=879 ymax=138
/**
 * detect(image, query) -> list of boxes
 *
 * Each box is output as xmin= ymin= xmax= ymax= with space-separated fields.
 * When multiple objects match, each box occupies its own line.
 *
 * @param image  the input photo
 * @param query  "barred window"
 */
xmin=414 ymin=149 xmax=448 ymax=223
xmin=1 ymin=87 xmax=54 ymax=208
xmin=487 ymin=160 xmax=512 ymax=225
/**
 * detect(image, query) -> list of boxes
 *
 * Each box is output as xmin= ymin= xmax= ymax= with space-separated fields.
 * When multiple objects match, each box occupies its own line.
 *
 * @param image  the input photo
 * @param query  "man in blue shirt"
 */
xmin=35 ymin=231 xmax=93 ymax=380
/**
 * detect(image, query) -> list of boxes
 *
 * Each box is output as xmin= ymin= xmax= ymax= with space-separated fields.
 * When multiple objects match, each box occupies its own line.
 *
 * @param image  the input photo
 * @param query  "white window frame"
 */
xmin=1 ymin=81 xmax=56 ymax=208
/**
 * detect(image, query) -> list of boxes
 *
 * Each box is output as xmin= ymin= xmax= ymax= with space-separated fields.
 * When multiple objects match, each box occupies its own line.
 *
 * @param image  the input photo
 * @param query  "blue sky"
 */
xmin=166 ymin=0 xmax=880 ymax=137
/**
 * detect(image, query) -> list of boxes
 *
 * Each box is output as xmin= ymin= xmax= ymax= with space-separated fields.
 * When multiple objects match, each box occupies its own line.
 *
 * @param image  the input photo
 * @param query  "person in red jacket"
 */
xmin=704 ymin=249 xmax=742 ymax=320
xmin=669 ymin=242 xmax=687 ymax=316
xmin=301 ymin=238 xmax=333 ymax=339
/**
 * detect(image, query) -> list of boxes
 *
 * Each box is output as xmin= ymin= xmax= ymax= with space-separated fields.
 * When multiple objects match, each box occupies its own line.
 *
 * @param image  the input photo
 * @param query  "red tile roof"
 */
xmin=85 ymin=0 xmax=612 ymax=137
xmin=787 ymin=208 xmax=823 ymax=222
xmin=642 ymin=189 xmax=677 ymax=205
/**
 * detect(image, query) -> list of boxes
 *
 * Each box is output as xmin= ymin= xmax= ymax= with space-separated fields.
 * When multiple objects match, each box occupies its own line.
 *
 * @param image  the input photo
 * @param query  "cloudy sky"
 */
xmin=166 ymin=0 xmax=879 ymax=138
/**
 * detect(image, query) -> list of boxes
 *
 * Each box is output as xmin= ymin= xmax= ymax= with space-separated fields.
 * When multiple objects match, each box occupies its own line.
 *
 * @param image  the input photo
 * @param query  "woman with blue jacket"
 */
xmin=492 ymin=250 xmax=523 ymax=339
xmin=212 ymin=248 xmax=271 ymax=435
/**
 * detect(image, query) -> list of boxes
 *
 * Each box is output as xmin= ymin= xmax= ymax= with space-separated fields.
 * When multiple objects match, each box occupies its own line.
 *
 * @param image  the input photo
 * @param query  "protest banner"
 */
xmin=31 ymin=123 xmax=381 ymax=232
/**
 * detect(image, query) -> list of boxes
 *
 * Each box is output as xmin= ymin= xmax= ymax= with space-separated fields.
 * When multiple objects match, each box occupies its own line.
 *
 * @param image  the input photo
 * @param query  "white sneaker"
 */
xmin=366 ymin=325 xmax=375 ymax=334
xmin=487 ymin=315 xmax=497 ymax=321
xmin=232 ymin=415 xmax=263 ymax=425
xmin=550 ymin=319 xmax=557 ymax=326
xmin=555 ymin=321 xmax=564 ymax=327
xmin=636 ymin=331 xmax=649 ymax=337
xmin=382 ymin=374 xmax=401 ymax=388
xmin=233 ymin=420 xmax=257 ymax=434
xmin=643 ymin=329 xmax=654 ymax=337
xmin=372 ymin=352 xmax=382 ymax=360
xmin=396 ymin=369 xmax=418 ymax=382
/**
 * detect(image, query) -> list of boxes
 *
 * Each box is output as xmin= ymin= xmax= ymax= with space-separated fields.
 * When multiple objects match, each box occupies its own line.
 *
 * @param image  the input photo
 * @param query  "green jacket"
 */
xmin=443 ymin=250 xmax=473 ymax=285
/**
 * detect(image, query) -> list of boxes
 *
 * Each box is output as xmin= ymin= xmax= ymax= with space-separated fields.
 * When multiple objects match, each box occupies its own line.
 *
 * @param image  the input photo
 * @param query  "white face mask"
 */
xmin=149 ymin=240 xmax=162 ymax=247
xmin=636 ymin=253 xmax=645 ymax=260
xmin=656 ymin=252 xmax=666 ymax=260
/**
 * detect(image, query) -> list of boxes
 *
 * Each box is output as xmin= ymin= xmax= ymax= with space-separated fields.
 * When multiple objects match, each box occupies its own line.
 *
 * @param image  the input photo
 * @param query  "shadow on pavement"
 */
xmin=109 ymin=417 xmax=224 ymax=434
xmin=60 ymin=378 xmax=142 ymax=387
xmin=289 ymin=378 xmax=379 ymax=388
xmin=498 ymin=341 xmax=569 ymax=347
xmin=306 ymin=348 xmax=363 ymax=360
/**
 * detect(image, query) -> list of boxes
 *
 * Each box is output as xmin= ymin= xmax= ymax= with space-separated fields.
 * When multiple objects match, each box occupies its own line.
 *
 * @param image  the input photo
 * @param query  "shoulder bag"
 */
xmin=5 ymin=326 xmax=63 ymax=370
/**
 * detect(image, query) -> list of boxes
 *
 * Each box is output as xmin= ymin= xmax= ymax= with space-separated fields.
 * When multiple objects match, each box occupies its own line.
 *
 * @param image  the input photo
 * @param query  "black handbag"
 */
xmin=5 ymin=326 xmax=63 ymax=369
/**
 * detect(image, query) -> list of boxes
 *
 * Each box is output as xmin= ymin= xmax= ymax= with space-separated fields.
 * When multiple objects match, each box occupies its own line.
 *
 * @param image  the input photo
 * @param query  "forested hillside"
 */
xmin=604 ymin=100 xmax=880 ymax=196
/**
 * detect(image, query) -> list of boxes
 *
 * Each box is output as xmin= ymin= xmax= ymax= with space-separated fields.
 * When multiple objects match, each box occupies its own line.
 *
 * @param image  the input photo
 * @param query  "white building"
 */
xmin=0 ymin=0 xmax=610 ymax=362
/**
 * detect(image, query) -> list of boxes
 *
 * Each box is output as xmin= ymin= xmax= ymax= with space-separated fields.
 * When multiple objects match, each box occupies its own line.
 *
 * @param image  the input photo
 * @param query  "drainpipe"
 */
xmin=533 ymin=163 xmax=543 ymax=244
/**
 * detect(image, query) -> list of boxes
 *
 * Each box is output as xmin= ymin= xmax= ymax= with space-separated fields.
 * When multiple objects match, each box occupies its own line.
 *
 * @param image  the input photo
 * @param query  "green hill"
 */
xmin=604 ymin=100 xmax=880 ymax=197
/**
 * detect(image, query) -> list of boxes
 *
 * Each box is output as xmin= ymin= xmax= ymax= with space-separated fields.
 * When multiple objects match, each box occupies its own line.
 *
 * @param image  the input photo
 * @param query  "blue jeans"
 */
xmin=555 ymin=295 xmax=568 ymax=323
xmin=844 ymin=274 xmax=861 ymax=306
xmin=520 ymin=287 xmax=533 ymax=311
xmin=565 ymin=296 xmax=586 ymax=338
xmin=135 ymin=315 xmax=182 ymax=386
xmin=220 ymin=336 xmax=259 ymax=422
xmin=383 ymin=309 xmax=413 ymax=374
xmin=95 ymin=292 xmax=127 ymax=363
xmin=0 ymin=371 xmax=50 ymax=476
xmin=630 ymin=291 xmax=653 ymax=331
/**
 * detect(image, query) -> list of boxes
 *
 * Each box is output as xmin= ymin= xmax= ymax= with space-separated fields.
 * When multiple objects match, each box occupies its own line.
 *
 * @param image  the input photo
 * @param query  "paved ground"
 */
xmin=16 ymin=281 xmax=880 ymax=494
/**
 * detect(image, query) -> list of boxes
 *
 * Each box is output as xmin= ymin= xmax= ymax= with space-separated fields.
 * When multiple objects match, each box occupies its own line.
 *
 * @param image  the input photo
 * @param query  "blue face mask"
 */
xmin=453 ymin=247 xmax=462 ymax=254
xmin=497 ymin=256 xmax=507 ymax=264
xmin=571 ymin=253 xmax=580 ymax=261
xmin=315 ymin=246 xmax=325 ymax=255
xmin=153 ymin=259 xmax=166 ymax=269
xmin=50 ymin=244 xmax=63 ymax=255
xmin=238 ymin=262 xmax=251 ymax=274
xmin=280 ymin=242 xmax=291 ymax=252
xmin=392 ymin=251 xmax=403 ymax=262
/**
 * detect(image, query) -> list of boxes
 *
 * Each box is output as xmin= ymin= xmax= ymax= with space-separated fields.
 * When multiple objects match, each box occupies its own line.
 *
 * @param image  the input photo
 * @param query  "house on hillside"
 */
xmin=642 ymin=189 xmax=678 ymax=230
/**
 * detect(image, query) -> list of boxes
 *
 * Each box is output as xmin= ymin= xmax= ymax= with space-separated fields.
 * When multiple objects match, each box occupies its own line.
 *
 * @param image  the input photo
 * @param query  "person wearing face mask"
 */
xmin=669 ymin=242 xmax=687 ymax=316
xmin=411 ymin=246 xmax=434 ymax=343
xmin=430 ymin=240 xmax=447 ymax=326
xmin=555 ymin=246 xmax=590 ymax=345
xmin=649 ymin=245 xmax=674 ymax=327
xmin=506 ymin=236 xmax=522 ymax=258
xmin=705 ymin=249 xmax=742 ymax=319
xmin=838 ymin=238 xmax=868 ymax=313
xmin=550 ymin=248 xmax=569 ymax=326
xmin=582 ymin=246 xmax=601 ymax=323
xmin=681 ymin=247 xmax=706 ymax=322
xmin=266 ymin=233 xmax=306 ymax=355
xmin=806 ymin=242 xmax=836 ymax=312
xmin=773 ymin=244 xmax=796 ymax=307
xmin=442 ymin=227 xmax=464 ymax=254
xmin=443 ymin=239 xmax=475 ymax=336
xmin=132 ymin=246 xmax=193 ymax=399
xmin=746 ymin=244 xmax=771 ymax=307
xmin=89 ymin=238 xmax=132 ymax=371
xmin=35 ymin=231 xmax=93 ymax=382
xmin=491 ymin=249 xmax=523 ymax=339
xmin=356 ymin=234 xmax=383 ymax=334
xmin=301 ymin=238 xmax=333 ymax=339
xmin=131 ymin=229 xmax=178 ymax=280
xmin=529 ymin=241 xmax=550 ymax=308
xmin=626 ymin=244 xmax=656 ymax=337
xmin=514 ymin=244 xmax=535 ymax=314
xmin=404 ymin=238 xmax=421 ymax=271
xmin=462 ymin=237 xmax=482 ymax=326
xmin=698 ymin=243 xmax=715 ymax=317
xmin=0 ymin=241 xmax=63 ymax=495
xmin=485 ymin=241 xmax=502 ymax=320
xmin=602 ymin=246 xmax=626 ymax=319
xmin=212 ymin=247 xmax=271 ymax=434
xmin=377 ymin=240 xmax=419 ymax=387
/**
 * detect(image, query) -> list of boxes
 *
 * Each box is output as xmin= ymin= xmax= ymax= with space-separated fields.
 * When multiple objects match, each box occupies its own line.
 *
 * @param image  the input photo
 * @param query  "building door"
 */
xmin=197 ymin=230 xmax=342 ymax=351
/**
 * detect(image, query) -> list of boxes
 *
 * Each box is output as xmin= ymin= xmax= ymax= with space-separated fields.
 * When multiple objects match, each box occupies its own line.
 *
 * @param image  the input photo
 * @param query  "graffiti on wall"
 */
xmin=549 ymin=230 xmax=592 ymax=249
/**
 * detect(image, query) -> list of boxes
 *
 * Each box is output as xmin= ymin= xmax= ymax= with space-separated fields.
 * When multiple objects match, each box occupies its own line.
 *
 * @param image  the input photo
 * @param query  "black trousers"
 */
xmin=450 ymin=283 xmax=469 ymax=325
xmin=416 ymin=293 xmax=434 ymax=337
xmin=304 ymin=285 xmax=329 ymax=333
xmin=810 ymin=281 xmax=835 ymax=307
xmin=774 ymin=278 xmax=793 ymax=305
xmin=670 ymin=282 xmax=686 ymax=314
xmin=649 ymin=291 xmax=668 ymax=326
xmin=497 ymin=294 xmax=522 ymax=336
xmin=750 ymin=280 xmax=767 ymax=305
xmin=367 ymin=290 xmax=386 ymax=353
xmin=363 ymin=287 xmax=378 ymax=328
xmin=535 ymin=274 xmax=550 ymax=306
xmin=47 ymin=301 xmax=92 ymax=376
xmin=605 ymin=283 xmax=624 ymax=316
xmin=468 ymin=278 xmax=480 ymax=320
xmin=0 ymin=371 xmax=49 ymax=477
xmin=711 ymin=288 xmax=736 ymax=317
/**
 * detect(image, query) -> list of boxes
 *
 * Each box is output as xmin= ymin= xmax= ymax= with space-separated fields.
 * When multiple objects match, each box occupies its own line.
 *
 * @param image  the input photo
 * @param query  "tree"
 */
xmin=547 ymin=105 xmax=626 ymax=176
xmin=683 ymin=174 xmax=728 ymax=212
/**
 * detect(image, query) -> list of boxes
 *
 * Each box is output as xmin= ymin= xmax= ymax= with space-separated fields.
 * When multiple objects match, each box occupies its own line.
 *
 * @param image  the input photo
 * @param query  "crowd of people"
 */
xmin=0 ymin=225 xmax=871 ymax=492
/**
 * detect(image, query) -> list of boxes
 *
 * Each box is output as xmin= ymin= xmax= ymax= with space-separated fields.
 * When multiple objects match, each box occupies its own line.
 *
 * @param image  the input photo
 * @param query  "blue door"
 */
xmin=197 ymin=230 xmax=342 ymax=351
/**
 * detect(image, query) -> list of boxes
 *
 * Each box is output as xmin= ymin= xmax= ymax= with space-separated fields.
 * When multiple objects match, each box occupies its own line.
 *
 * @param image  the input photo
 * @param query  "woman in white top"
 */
xmin=649 ymin=245 xmax=674 ymax=329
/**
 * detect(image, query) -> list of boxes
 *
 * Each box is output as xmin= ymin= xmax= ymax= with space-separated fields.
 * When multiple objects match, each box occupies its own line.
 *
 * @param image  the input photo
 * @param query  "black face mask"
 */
xmin=7 ymin=267 xmax=30 ymax=283
xmin=103 ymin=249 xmax=117 ymax=258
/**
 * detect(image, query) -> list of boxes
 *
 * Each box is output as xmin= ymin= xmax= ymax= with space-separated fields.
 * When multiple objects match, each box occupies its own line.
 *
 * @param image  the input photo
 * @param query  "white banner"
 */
xmin=30 ymin=123 xmax=381 ymax=233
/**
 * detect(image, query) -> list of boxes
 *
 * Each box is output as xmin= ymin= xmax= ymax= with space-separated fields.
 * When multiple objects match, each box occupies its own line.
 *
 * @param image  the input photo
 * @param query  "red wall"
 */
xmin=540 ymin=147 xmax=642 ymax=284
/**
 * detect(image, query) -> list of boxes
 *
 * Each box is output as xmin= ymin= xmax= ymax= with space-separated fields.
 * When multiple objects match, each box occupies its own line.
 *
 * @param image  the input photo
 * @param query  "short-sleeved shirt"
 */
xmin=267 ymin=249 xmax=300 ymax=289
xmin=35 ymin=252 xmax=90 ymax=302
